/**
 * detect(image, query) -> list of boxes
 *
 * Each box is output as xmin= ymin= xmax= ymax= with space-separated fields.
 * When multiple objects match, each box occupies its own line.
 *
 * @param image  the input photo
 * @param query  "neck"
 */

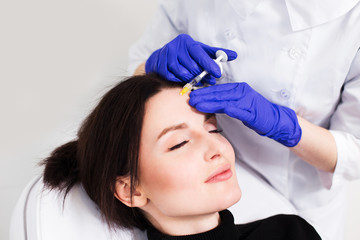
xmin=144 ymin=210 xmax=220 ymax=236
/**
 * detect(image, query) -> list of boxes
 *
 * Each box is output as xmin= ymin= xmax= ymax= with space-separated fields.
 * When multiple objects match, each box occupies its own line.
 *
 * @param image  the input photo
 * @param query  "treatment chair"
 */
xmin=10 ymin=161 xmax=297 ymax=240
xmin=9 ymin=176 xmax=146 ymax=240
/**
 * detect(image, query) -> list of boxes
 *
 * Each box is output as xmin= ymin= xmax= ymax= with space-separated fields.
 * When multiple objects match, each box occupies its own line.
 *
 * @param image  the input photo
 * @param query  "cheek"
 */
xmin=139 ymin=153 xmax=199 ymax=198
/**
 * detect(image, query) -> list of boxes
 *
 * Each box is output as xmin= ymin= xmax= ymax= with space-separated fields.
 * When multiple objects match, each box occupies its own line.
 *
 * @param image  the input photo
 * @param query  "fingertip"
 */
xmin=207 ymin=63 xmax=222 ymax=78
xmin=205 ymin=76 xmax=217 ymax=85
xmin=189 ymin=86 xmax=206 ymax=97
xmin=225 ymin=50 xmax=238 ymax=61
xmin=193 ymin=103 xmax=208 ymax=113
xmin=189 ymin=89 xmax=199 ymax=98
xmin=188 ymin=99 xmax=194 ymax=107
xmin=188 ymin=96 xmax=197 ymax=107
xmin=165 ymin=73 xmax=183 ymax=83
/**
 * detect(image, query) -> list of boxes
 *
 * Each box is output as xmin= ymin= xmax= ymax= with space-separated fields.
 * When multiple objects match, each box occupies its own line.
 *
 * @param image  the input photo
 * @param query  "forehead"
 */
xmin=145 ymin=88 xmax=200 ymax=121
xmin=142 ymin=88 xmax=203 ymax=136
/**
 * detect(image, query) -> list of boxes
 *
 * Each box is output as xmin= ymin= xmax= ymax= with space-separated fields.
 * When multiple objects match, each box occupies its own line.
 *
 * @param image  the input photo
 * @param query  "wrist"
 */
xmin=265 ymin=105 xmax=302 ymax=147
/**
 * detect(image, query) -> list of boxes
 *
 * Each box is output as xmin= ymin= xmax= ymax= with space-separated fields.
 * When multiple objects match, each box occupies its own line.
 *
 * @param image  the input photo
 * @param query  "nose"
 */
xmin=204 ymin=135 xmax=225 ymax=162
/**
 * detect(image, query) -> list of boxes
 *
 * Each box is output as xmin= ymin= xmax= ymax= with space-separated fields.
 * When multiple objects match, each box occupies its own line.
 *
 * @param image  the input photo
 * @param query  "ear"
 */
xmin=114 ymin=176 xmax=147 ymax=208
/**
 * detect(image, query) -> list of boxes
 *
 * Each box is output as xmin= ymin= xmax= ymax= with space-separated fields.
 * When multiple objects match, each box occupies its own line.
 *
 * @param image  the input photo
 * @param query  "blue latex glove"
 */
xmin=145 ymin=34 xmax=237 ymax=84
xmin=189 ymin=83 xmax=302 ymax=147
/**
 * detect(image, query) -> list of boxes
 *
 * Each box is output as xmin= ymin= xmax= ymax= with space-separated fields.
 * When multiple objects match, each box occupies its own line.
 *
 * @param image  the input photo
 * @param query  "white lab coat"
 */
xmin=128 ymin=0 xmax=360 ymax=239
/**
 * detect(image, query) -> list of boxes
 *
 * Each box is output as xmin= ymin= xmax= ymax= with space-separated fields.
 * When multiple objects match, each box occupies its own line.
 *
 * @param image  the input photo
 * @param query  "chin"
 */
xmin=214 ymin=186 xmax=242 ymax=212
xmin=226 ymin=186 xmax=242 ymax=207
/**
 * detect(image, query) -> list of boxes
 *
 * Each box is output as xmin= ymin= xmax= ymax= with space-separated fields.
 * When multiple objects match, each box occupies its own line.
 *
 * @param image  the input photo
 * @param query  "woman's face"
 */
xmin=138 ymin=88 xmax=241 ymax=219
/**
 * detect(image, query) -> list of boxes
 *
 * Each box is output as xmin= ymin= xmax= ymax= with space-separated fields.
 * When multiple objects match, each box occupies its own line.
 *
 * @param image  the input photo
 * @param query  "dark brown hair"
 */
xmin=41 ymin=73 xmax=183 ymax=230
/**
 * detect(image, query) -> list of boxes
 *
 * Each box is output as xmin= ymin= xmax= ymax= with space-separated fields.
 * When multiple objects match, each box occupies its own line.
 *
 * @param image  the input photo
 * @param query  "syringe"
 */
xmin=180 ymin=50 xmax=228 ymax=95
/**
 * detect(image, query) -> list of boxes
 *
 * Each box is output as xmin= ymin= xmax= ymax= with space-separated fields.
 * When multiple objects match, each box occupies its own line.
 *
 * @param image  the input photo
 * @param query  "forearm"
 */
xmin=290 ymin=116 xmax=337 ymax=173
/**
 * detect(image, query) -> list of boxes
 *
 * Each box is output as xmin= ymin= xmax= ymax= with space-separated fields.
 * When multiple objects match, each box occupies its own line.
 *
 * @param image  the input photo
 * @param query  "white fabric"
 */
xmin=128 ymin=0 xmax=360 ymax=239
xmin=285 ymin=0 xmax=360 ymax=30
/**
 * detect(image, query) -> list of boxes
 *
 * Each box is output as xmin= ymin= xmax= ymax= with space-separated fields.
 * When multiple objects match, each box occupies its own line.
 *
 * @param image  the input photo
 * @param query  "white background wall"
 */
xmin=0 ymin=0 xmax=359 ymax=239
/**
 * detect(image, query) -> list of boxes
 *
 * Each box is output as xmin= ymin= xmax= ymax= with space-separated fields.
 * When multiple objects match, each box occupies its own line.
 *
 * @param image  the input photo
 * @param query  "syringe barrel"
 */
xmin=192 ymin=70 xmax=208 ymax=85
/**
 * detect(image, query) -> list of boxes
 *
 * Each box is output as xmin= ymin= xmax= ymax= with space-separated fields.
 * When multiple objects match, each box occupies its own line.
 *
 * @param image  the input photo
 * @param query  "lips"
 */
xmin=205 ymin=163 xmax=233 ymax=183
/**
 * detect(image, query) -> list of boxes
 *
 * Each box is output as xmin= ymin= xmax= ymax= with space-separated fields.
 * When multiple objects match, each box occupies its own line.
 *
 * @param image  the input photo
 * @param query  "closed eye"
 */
xmin=168 ymin=140 xmax=189 ymax=151
xmin=209 ymin=129 xmax=223 ymax=134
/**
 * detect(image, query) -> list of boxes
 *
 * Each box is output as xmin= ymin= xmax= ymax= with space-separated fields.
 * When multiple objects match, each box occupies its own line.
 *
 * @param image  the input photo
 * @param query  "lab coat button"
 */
xmin=279 ymin=89 xmax=291 ymax=100
xmin=288 ymin=48 xmax=301 ymax=59
xmin=224 ymin=29 xmax=236 ymax=40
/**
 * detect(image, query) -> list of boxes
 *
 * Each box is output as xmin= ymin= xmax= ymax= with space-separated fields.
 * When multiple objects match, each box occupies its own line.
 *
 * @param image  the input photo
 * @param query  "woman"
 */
xmin=42 ymin=73 xmax=320 ymax=239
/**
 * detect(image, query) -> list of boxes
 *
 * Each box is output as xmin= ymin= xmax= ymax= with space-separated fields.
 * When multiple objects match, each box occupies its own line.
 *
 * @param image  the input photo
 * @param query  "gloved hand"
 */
xmin=189 ymin=83 xmax=302 ymax=147
xmin=145 ymin=34 xmax=237 ymax=84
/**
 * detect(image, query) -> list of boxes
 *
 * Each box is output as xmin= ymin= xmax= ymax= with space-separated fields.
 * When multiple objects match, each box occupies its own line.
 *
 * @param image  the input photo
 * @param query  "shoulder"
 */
xmin=236 ymin=214 xmax=321 ymax=240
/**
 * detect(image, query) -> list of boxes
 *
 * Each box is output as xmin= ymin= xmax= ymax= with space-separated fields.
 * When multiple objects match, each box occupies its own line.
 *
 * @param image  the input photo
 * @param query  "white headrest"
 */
xmin=10 ymin=176 xmax=146 ymax=240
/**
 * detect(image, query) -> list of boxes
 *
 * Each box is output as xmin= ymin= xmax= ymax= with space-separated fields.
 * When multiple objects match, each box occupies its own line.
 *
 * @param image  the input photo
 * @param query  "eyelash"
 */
xmin=209 ymin=129 xmax=223 ymax=134
xmin=168 ymin=129 xmax=222 ymax=151
xmin=168 ymin=141 xmax=189 ymax=151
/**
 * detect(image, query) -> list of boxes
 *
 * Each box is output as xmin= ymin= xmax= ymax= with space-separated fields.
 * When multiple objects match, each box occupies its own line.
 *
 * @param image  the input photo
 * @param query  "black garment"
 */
xmin=146 ymin=210 xmax=321 ymax=240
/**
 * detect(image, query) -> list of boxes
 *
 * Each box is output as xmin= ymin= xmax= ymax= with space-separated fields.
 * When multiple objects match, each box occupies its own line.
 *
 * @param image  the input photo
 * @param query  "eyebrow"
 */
xmin=205 ymin=113 xmax=214 ymax=121
xmin=156 ymin=113 xmax=215 ymax=140
xmin=157 ymin=123 xmax=188 ymax=140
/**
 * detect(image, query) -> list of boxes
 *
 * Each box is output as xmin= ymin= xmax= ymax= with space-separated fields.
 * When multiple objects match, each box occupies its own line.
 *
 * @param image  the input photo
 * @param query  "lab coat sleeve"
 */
xmin=318 ymin=49 xmax=360 ymax=189
xmin=127 ymin=0 xmax=186 ymax=75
